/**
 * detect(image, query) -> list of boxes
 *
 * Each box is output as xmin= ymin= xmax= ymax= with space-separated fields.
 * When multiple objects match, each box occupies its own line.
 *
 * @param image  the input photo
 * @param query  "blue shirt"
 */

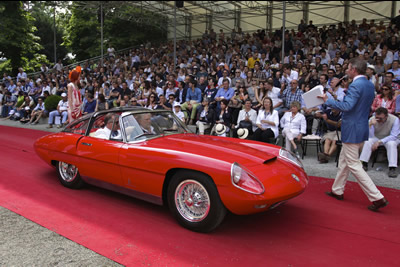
xmin=185 ymin=87 xmax=202 ymax=102
xmin=83 ymin=100 xmax=96 ymax=114
xmin=215 ymin=87 xmax=235 ymax=100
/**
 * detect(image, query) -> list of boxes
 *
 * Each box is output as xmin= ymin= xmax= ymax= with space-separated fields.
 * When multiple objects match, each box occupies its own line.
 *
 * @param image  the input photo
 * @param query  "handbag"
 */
xmin=238 ymin=120 xmax=253 ymax=133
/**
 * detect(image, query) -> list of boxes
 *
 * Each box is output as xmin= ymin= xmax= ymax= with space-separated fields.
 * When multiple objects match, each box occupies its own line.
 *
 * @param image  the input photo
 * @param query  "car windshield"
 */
xmin=121 ymin=110 xmax=189 ymax=142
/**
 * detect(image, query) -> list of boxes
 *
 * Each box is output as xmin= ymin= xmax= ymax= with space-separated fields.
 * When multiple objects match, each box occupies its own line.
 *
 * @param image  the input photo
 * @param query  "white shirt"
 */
xmin=93 ymin=127 xmax=121 ymax=140
xmin=58 ymin=100 xmax=69 ymax=112
xmin=236 ymin=108 xmax=257 ymax=132
xmin=283 ymin=70 xmax=299 ymax=85
xmin=280 ymin=112 xmax=307 ymax=135
xmin=267 ymin=86 xmax=283 ymax=108
xmin=256 ymin=109 xmax=279 ymax=137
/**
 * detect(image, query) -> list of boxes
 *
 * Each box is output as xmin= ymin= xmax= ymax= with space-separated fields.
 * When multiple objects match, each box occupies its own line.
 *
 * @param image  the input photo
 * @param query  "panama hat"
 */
xmin=237 ymin=128 xmax=249 ymax=139
xmin=215 ymin=123 xmax=227 ymax=135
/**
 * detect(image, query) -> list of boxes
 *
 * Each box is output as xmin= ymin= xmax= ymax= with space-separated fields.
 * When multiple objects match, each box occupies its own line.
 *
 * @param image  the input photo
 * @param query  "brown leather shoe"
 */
xmin=325 ymin=191 xmax=344 ymax=200
xmin=368 ymin=198 xmax=388 ymax=212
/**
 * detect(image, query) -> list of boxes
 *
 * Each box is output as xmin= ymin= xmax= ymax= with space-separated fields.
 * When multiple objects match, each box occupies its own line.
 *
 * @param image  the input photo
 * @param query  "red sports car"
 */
xmin=34 ymin=107 xmax=308 ymax=232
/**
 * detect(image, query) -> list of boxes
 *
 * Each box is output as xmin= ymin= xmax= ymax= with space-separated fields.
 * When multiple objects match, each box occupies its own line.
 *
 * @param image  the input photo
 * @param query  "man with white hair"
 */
xmin=47 ymin=93 xmax=69 ymax=128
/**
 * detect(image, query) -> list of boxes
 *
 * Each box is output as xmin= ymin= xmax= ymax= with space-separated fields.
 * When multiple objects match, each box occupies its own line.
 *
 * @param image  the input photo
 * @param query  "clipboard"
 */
xmin=302 ymin=85 xmax=324 ymax=109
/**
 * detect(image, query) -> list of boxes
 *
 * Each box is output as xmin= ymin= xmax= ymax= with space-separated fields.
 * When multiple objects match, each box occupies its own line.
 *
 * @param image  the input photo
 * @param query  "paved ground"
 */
xmin=0 ymin=117 xmax=398 ymax=266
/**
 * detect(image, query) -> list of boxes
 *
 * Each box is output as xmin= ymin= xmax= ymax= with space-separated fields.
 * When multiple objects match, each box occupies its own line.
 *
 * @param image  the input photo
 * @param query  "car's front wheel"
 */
xmin=57 ymin=161 xmax=84 ymax=189
xmin=167 ymin=170 xmax=227 ymax=233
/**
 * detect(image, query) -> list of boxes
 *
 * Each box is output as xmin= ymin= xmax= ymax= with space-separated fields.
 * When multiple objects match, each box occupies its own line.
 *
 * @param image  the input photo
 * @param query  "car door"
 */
xmin=75 ymin=113 xmax=123 ymax=186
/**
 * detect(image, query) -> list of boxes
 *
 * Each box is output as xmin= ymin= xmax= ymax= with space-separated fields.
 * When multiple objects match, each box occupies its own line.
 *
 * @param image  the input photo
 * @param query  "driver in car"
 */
xmin=93 ymin=113 xmax=121 ymax=140
xmin=135 ymin=113 xmax=156 ymax=134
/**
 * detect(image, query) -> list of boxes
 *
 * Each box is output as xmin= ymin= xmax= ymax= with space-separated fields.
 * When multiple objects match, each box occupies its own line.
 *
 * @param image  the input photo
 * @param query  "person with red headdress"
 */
xmin=67 ymin=66 xmax=83 ymax=123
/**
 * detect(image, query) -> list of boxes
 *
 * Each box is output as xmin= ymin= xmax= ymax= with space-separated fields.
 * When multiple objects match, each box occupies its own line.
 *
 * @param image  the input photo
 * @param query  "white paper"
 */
xmin=302 ymin=85 xmax=324 ymax=109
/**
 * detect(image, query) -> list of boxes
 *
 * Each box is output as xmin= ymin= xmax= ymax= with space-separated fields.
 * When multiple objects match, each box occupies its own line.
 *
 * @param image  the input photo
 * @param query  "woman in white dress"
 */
xmin=67 ymin=66 xmax=83 ymax=123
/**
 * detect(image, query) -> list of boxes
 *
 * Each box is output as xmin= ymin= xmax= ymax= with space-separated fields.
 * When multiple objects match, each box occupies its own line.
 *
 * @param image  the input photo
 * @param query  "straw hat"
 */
xmin=237 ymin=128 xmax=249 ymax=139
xmin=215 ymin=123 xmax=227 ymax=135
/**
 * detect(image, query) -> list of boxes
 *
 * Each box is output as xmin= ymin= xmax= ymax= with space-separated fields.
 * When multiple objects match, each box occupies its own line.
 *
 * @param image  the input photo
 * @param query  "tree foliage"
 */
xmin=0 ymin=1 xmax=44 ymax=76
xmin=29 ymin=1 xmax=69 ymax=64
xmin=64 ymin=2 xmax=168 ymax=62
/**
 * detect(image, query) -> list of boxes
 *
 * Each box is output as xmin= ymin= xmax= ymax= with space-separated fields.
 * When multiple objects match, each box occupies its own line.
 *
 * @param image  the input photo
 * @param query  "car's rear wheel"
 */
xmin=167 ymin=170 xmax=227 ymax=233
xmin=57 ymin=161 xmax=84 ymax=189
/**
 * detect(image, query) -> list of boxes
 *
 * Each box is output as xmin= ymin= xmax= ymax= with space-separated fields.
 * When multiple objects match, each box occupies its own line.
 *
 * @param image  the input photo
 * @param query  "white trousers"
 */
xmin=196 ymin=121 xmax=211 ymax=135
xmin=359 ymin=137 xmax=400 ymax=167
xmin=333 ymin=143 xmax=384 ymax=202
xmin=282 ymin=128 xmax=297 ymax=151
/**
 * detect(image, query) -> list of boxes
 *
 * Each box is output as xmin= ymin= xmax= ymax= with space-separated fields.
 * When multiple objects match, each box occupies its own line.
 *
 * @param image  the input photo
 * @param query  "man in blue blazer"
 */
xmin=319 ymin=58 xmax=388 ymax=211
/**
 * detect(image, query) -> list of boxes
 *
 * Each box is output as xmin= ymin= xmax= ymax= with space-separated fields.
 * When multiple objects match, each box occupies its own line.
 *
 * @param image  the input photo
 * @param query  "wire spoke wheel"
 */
xmin=175 ymin=179 xmax=210 ymax=222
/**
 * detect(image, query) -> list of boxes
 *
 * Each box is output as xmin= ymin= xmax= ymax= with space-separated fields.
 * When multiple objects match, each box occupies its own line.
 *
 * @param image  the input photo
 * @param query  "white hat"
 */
xmin=173 ymin=102 xmax=181 ymax=108
xmin=9 ymin=110 xmax=15 ymax=115
xmin=61 ymin=93 xmax=67 ymax=97
xmin=367 ymin=64 xmax=376 ymax=73
xmin=237 ymin=128 xmax=249 ymax=139
xmin=25 ymin=106 xmax=30 ymax=111
xmin=218 ymin=63 xmax=225 ymax=67
xmin=215 ymin=123 xmax=227 ymax=135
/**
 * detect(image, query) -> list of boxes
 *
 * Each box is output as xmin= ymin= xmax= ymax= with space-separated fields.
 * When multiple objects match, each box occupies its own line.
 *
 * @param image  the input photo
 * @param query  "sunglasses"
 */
xmin=382 ymin=88 xmax=390 ymax=91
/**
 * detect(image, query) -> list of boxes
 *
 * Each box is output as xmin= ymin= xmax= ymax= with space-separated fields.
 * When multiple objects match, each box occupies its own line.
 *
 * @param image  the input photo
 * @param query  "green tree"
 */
xmin=0 ymin=1 xmax=44 ymax=76
xmin=30 ymin=1 xmax=70 ymax=64
xmin=64 ymin=2 xmax=167 ymax=62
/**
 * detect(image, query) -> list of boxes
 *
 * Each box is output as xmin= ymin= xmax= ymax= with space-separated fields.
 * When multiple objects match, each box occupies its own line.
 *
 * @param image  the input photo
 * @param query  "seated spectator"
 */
xmin=214 ymin=79 xmax=235 ymax=108
xmin=252 ymin=97 xmax=279 ymax=143
xmin=196 ymin=99 xmax=215 ymax=135
xmin=233 ymin=99 xmax=257 ymax=138
xmin=28 ymin=97 xmax=46 ymax=125
xmin=211 ymin=99 xmax=232 ymax=136
xmin=145 ymin=92 xmax=158 ymax=110
xmin=280 ymin=101 xmax=307 ymax=157
xmin=371 ymin=85 xmax=396 ymax=115
xmin=95 ymin=93 xmax=109 ymax=111
xmin=93 ymin=113 xmax=121 ymax=140
xmin=1 ymin=91 xmax=17 ymax=118
xmin=279 ymin=79 xmax=303 ymax=117
xmin=264 ymin=79 xmax=283 ymax=111
xmin=181 ymin=79 xmax=202 ymax=124
xmin=173 ymin=102 xmax=186 ymax=124
xmin=82 ymin=93 xmax=96 ymax=115
xmin=15 ymin=95 xmax=35 ymax=122
xmin=317 ymin=108 xmax=342 ymax=163
xmin=360 ymin=107 xmax=400 ymax=178
xmin=156 ymin=94 xmax=172 ymax=110
xmin=47 ymin=93 xmax=68 ymax=128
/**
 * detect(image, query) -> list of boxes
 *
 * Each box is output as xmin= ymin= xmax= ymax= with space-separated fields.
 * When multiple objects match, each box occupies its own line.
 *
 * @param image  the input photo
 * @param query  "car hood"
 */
xmin=147 ymin=133 xmax=279 ymax=166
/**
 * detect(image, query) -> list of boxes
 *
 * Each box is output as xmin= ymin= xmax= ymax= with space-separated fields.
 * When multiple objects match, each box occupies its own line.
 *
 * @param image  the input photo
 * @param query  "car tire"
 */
xmin=167 ymin=170 xmax=227 ymax=233
xmin=56 ymin=161 xmax=84 ymax=189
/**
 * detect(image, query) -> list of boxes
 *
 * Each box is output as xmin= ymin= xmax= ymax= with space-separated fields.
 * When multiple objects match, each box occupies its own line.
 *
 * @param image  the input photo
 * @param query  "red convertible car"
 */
xmin=34 ymin=107 xmax=308 ymax=232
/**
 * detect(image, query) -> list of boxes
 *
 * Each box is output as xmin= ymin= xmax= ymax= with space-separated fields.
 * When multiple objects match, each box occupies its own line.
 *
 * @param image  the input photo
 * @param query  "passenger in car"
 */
xmin=93 ymin=113 xmax=121 ymax=140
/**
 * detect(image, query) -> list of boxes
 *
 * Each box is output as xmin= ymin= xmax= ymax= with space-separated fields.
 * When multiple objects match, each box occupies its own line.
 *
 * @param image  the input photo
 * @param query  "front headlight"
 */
xmin=231 ymin=163 xmax=265 ymax=194
xmin=279 ymin=148 xmax=304 ymax=169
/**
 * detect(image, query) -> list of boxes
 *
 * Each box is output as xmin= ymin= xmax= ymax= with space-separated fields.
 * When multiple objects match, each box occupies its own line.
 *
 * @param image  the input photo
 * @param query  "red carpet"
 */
xmin=1 ymin=125 xmax=399 ymax=266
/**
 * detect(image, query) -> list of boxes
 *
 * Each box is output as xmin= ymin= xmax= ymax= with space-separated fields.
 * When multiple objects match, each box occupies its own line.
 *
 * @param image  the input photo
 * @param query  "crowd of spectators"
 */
xmin=1 ymin=17 xmax=400 ymax=172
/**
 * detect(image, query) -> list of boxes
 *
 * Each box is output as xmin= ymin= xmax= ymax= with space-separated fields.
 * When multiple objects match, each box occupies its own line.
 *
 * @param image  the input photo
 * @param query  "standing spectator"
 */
xmin=320 ymin=58 xmax=388 ymax=212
